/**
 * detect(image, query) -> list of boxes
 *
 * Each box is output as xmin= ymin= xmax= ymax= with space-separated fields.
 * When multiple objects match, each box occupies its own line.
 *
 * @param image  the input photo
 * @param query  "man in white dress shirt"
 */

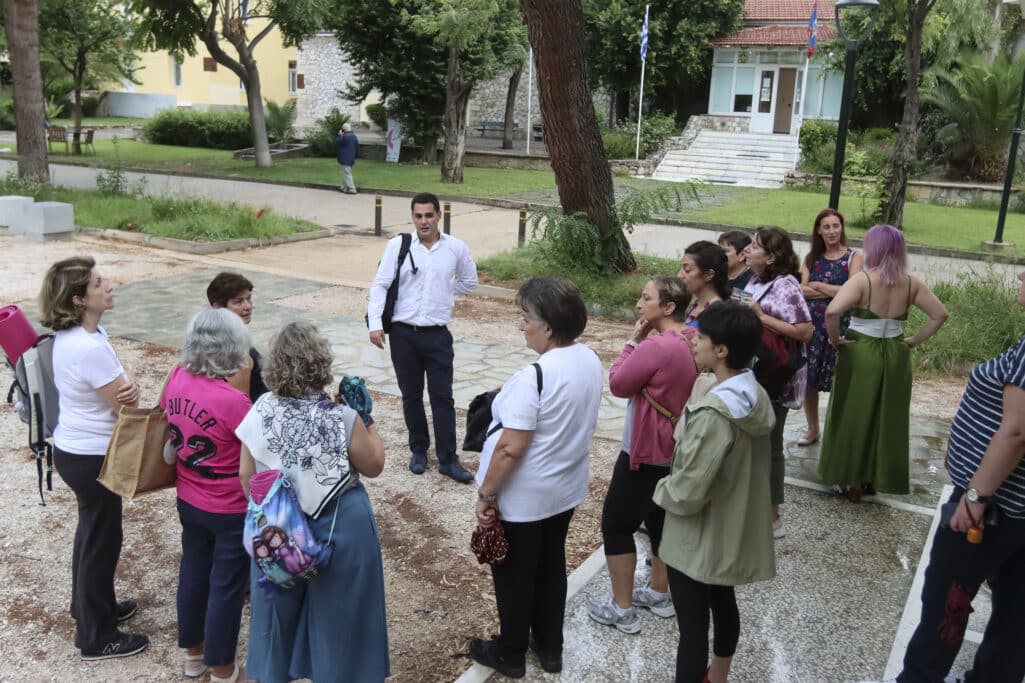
xmin=368 ymin=192 xmax=478 ymax=482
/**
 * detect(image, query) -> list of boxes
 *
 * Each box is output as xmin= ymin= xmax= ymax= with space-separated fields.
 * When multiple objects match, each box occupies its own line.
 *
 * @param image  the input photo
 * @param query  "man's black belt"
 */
xmin=392 ymin=321 xmax=447 ymax=332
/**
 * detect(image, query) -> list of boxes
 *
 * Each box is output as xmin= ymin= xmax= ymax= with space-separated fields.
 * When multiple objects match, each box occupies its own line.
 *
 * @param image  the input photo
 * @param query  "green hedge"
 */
xmin=142 ymin=109 xmax=252 ymax=150
xmin=366 ymin=103 xmax=388 ymax=131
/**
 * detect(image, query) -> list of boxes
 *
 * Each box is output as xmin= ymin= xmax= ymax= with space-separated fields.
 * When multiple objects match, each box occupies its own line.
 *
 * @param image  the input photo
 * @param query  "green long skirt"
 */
xmin=817 ymin=329 xmax=912 ymax=494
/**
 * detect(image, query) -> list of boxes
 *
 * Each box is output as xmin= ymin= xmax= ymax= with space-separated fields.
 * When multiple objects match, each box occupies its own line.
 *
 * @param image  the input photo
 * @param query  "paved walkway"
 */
xmin=1 ymin=165 xmax=994 ymax=681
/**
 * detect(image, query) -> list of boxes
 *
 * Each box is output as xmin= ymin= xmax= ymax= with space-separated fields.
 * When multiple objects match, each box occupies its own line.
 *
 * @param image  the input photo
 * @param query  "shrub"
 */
xmin=638 ymin=112 xmax=676 ymax=156
xmin=142 ymin=108 xmax=252 ymax=150
xmin=303 ymin=108 xmax=352 ymax=157
xmin=0 ymin=94 xmax=14 ymax=130
xmin=264 ymin=98 xmax=297 ymax=142
xmin=909 ymin=270 xmax=1025 ymax=375
xmin=602 ymin=130 xmax=635 ymax=159
xmin=799 ymin=119 xmax=838 ymax=166
xmin=80 ymin=95 xmax=101 ymax=118
xmin=859 ymin=127 xmax=895 ymax=144
xmin=366 ymin=102 xmax=388 ymax=131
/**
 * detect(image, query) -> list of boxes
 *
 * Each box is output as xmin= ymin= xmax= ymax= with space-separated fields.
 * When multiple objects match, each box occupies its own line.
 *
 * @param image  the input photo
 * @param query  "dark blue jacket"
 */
xmin=336 ymin=131 xmax=359 ymax=166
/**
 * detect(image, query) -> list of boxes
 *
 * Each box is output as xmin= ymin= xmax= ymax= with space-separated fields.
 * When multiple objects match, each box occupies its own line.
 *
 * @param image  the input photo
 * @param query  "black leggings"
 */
xmin=600 ymin=450 xmax=669 ymax=556
xmin=667 ymin=566 xmax=740 ymax=683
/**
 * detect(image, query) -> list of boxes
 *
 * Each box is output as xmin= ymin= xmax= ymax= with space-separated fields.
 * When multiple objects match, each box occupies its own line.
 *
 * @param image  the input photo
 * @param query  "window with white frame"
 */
xmin=288 ymin=60 xmax=298 ymax=95
xmin=172 ymin=57 xmax=183 ymax=88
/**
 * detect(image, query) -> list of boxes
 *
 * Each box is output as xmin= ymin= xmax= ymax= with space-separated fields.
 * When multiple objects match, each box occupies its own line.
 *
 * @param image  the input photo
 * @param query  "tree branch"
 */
xmin=248 ymin=19 xmax=277 ymax=51
xmin=200 ymin=2 xmax=249 ymax=84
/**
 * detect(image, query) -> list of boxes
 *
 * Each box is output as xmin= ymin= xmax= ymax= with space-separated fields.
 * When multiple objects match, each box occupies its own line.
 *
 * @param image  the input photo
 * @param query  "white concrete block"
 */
xmin=19 ymin=201 xmax=74 ymax=242
xmin=0 ymin=196 xmax=33 ymax=231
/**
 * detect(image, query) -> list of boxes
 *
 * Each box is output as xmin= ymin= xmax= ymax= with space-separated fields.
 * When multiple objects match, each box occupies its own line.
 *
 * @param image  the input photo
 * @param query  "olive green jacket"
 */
xmin=653 ymin=371 xmax=777 ymax=586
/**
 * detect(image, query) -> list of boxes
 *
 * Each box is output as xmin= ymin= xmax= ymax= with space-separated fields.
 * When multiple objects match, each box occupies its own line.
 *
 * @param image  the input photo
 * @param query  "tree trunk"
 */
xmin=441 ymin=46 xmax=472 ymax=184
xmin=502 ymin=61 xmax=524 ymax=150
xmin=983 ymin=0 xmax=1002 ymax=64
xmin=615 ymin=89 xmax=631 ymax=124
xmin=243 ymin=62 xmax=272 ymax=168
xmin=879 ymin=0 xmax=935 ymax=228
xmin=71 ymin=50 xmax=85 ymax=156
xmin=521 ymin=0 xmax=634 ymax=273
xmin=4 ymin=0 xmax=49 ymax=181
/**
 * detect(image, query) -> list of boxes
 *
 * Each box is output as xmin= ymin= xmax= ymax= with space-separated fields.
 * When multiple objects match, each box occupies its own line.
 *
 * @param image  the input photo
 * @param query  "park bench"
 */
xmin=46 ymin=125 xmax=69 ymax=154
xmin=476 ymin=120 xmax=518 ymax=137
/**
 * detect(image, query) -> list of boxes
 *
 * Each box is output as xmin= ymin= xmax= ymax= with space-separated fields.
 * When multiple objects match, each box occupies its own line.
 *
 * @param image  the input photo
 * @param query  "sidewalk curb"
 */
xmin=77 ymin=225 xmax=339 ymax=255
xmin=15 ymin=159 xmax=1025 ymax=265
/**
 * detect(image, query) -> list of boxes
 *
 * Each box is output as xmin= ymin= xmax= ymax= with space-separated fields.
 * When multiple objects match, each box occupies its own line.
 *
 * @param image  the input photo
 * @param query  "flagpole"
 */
xmin=635 ymin=4 xmax=649 ymax=161
xmin=526 ymin=46 xmax=534 ymax=156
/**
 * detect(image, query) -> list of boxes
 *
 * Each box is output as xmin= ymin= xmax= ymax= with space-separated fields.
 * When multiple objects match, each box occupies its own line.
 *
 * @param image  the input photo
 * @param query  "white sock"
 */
xmin=646 ymin=586 xmax=669 ymax=599
xmin=611 ymin=600 xmax=629 ymax=616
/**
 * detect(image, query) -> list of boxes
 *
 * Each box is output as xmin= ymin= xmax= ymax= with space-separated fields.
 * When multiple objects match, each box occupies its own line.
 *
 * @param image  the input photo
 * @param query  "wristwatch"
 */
xmin=965 ymin=487 xmax=992 ymax=504
xmin=478 ymin=490 xmax=498 ymax=503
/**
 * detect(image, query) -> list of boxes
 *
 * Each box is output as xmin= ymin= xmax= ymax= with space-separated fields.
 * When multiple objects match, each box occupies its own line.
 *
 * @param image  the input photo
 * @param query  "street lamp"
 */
xmin=828 ymin=0 xmax=881 ymax=210
xmin=993 ymin=0 xmax=1025 ymax=246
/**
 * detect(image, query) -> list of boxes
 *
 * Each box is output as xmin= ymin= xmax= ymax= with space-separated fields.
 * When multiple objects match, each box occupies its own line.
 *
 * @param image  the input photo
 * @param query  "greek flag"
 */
xmin=807 ymin=1 xmax=818 ymax=58
xmin=640 ymin=5 xmax=649 ymax=61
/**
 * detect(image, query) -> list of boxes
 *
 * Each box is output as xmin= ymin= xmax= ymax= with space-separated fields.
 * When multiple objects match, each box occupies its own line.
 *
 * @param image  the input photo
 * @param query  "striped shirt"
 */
xmin=947 ymin=335 xmax=1025 ymax=518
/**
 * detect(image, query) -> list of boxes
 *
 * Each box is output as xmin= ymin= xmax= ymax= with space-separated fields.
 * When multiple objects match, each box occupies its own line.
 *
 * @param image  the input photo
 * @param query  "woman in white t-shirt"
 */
xmin=470 ymin=277 xmax=603 ymax=678
xmin=40 ymin=256 xmax=149 ymax=661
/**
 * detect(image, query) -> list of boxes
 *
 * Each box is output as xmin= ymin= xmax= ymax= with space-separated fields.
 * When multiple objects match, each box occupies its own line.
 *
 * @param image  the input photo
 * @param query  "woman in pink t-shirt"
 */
xmin=161 ymin=308 xmax=253 ymax=683
xmin=588 ymin=276 xmax=698 ymax=634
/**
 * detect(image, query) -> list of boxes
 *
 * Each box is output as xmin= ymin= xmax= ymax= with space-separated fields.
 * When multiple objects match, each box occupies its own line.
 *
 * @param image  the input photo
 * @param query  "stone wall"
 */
xmin=295 ymin=34 xmax=362 ymax=131
xmin=468 ymin=65 xmax=543 ymax=137
xmin=785 ymin=172 xmax=1021 ymax=208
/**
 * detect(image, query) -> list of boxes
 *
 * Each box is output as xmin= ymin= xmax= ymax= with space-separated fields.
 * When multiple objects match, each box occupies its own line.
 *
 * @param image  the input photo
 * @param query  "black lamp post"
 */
xmin=994 ymin=0 xmax=1025 ymax=246
xmin=828 ymin=0 xmax=881 ymax=210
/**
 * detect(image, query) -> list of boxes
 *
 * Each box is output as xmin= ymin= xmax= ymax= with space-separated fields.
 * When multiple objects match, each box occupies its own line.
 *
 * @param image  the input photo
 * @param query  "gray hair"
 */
xmin=342 ymin=122 xmax=352 ymax=132
xmin=263 ymin=322 xmax=334 ymax=398
xmin=181 ymin=308 xmax=251 ymax=378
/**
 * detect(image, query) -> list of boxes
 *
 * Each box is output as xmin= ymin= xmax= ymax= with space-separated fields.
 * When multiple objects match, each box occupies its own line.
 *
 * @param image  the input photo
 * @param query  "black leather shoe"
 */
xmin=409 ymin=452 xmax=428 ymax=475
xmin=116 ymin=599 xmax=137 ymax=623
xmin=469 ymin=638 xmax=525 ymax=678
xmin=528 ymin=635 xmax=562 ymax=673
xmin=439 ymin=460 xmax=473 ymax=483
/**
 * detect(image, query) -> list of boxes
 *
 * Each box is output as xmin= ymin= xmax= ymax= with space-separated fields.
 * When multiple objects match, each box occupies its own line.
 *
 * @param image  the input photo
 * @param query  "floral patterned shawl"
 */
xmin=235 ymin=392 xmax=357 ymax=519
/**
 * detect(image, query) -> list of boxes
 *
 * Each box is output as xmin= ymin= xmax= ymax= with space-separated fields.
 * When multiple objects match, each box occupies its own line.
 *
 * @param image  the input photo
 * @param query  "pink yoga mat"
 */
xmin=0 ymin=305 xmax=38 ymax=364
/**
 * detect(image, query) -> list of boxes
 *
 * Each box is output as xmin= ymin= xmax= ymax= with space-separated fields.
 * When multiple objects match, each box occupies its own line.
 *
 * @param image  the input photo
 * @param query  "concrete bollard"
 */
xmin=0 ymin=196 xmax=33 ymax=232
xmin=518 ymin=207 xmax=527 ymax=247
xmin=19 ymin=201 xmax=74 ymax=242
xmin=374 ymin=195 xmax=382 ymax=237
xmin=443 ymin=201 xmax=451 ymax=235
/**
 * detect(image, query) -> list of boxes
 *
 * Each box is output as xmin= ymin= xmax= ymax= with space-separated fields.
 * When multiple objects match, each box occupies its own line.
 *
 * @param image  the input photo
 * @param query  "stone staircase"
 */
xmin=653 ymin=130 xmax=800 ymax=188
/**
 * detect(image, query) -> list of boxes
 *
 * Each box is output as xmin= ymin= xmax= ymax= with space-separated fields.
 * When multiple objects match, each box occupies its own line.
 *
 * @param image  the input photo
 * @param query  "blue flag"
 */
xmin=640 ymin=5 xmax=649 ymax=61
xmin=807 ymin=1 xmax=818 ymax=58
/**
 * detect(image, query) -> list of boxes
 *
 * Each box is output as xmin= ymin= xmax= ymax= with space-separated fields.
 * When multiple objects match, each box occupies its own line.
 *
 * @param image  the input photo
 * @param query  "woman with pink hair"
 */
xmin=817 ymin=225 xmax=948 ymax=500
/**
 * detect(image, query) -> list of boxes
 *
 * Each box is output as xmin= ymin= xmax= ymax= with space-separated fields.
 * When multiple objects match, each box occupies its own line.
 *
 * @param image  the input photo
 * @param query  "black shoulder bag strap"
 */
xmin=486 ymin=362 xmax=542 ymax=439
xmin=380 ymin=233 xmax=415 ymax=333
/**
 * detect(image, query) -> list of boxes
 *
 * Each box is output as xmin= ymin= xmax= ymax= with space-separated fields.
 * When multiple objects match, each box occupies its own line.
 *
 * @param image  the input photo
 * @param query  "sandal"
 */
xmin=183 ymin=653 xmax=207 ymax=678
xmin=797 ymin=431 xmax=820 ymax=446
xmin=210 ymin=664 xmax=240 ymax=683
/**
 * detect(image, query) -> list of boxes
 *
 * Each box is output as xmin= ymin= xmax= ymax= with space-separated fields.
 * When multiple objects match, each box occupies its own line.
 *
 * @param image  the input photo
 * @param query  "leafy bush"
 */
xmin=859 ymin=127 xmax=895 ymax=144
xmin=909 ymin=270 xmax=1025 ymax=375
xmin=593 ymin=103 xmax=608 ymax=131
xmin=366 ymin=102 xmax=388 ymax=131
xmin=142 ymin=108 xmax=252 ymax=150
xmin=80 ymin=95 xmax=101 ymax=118
xmin=799 ymin=119 xmax=838 ymax=165
xmin=638 ymin=113 xmax=677 ymax=156
xmin=264 ymin=98 xmax=297 ymax=142
xmin=303 ymin=108 xmax=352 ymax=157
xmin=45 ymin=97 xmax=65 ymax=122
xmin=0 ymin=94 xmax=14 ymax=130
xmin=602 ymin=130 xmax=635 ymax=159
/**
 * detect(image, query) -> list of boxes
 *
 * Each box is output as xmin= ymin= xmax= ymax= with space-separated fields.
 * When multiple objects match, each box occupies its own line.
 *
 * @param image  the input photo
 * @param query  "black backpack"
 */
xmin=463 ymin=363 xmax=542 ymax=452
xmin=5 ymin=334 xmax=59 ymax=504
xmin=365 ymin=233 xmax=414 ymax=333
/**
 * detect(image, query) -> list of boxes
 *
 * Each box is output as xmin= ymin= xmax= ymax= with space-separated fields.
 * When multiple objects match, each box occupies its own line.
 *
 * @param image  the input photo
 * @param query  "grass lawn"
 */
xmin=32 ymin=139 xmax=559 ymax=198
xmin=0 ymin=175 xmax=317 ymax=241
xmin=637 ymin=183 xmax=1025 ymax=256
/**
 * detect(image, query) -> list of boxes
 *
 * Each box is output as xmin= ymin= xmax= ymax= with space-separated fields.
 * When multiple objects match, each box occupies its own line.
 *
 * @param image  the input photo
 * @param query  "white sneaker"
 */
xmin=631 ymin=584 xmax=675 ymax=618
xmin=587 ymin=596 xmax=641 ymax=634
xmin=773 ymin=515 xmax=785 ymax=539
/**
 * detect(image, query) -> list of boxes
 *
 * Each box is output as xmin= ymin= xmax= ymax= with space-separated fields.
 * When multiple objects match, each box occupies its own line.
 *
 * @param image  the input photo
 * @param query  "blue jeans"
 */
xmin=388 ymin=322 xmax=457 ymax=462
xmin=899 ymin=488 xmax=1025 ymax=683
xmin=176 ymin=498 xmax=249 ymax=667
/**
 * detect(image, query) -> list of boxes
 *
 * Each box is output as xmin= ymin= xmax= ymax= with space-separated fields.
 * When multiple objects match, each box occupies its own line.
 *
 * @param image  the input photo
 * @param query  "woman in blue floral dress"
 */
xmin=799 ymin=209 xmax=862 ymax=446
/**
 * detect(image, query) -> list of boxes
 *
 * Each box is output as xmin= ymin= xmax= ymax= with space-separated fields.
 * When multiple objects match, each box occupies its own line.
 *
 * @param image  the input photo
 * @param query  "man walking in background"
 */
xmin=367 ymin=192 xmax=478 ymax=482
xmin=335 ymin=122 xmax=359 ymax=194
